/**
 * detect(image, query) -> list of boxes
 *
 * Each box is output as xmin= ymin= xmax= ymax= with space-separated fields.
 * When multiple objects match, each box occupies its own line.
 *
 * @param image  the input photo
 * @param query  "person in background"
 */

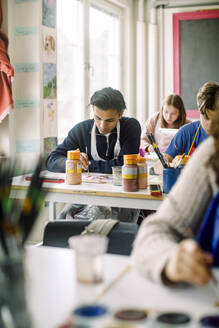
xmin=131 ymin=82 xmax=219 ymax=286
xmin=141 ymin=94 xmax=190 ymax=153
xmin=46 ymin=87 xmax=141 ymax=173
xmin=164 ymin=81 xmax=219 ymax=162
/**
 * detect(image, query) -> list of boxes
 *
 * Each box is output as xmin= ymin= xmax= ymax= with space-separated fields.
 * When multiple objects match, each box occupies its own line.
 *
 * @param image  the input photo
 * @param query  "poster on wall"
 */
xmin=42 ymin=26 xmax=56 ymax=63
xmin=43 ymin=99 xmax=57 ymax=137
xmin=44 ymin=137 xmax=57 ymax=159
xmin=43 ymin=63 xmax=56 ymax=99
xmin=42 ymin=0 xmax=56 ymax=28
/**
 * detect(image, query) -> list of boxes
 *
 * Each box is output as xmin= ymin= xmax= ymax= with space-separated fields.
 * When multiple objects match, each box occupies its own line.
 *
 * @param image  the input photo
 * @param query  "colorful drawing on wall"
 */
xmin=43 ymin=99 xmax=57 ymax=137
xmin=42 ymin=26 xmax=56 ymax=62
xmin=43 ymin=63 xmax=56 ymax=99
xmin=44 ymin=137 xmax=57 ymax=158
xmin=42 ymin=0 xmax=56 ymax=28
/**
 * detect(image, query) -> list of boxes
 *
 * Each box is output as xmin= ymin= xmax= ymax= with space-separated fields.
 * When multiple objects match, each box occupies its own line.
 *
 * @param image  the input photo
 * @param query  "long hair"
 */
xmin=160 ymin=94 xmax=187 ymax=128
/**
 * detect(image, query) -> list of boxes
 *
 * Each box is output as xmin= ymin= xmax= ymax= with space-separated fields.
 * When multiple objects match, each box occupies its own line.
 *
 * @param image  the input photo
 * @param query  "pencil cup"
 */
xmin=163 ymin=168 xmax=182 ymax=193
xmin=68 ymin=234 xmax=108 ymax=284
xmin=0 ymin=258 xmax=32 ymax=328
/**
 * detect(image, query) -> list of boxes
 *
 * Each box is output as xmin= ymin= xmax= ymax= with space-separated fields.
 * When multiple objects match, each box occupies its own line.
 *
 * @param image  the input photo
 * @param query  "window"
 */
xmin=57 ymin=0 xmax=124 ymax=139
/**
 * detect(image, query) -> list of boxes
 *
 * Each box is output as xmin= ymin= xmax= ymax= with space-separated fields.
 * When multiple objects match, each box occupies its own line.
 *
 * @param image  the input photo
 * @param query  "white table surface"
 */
xmin=25 ymin=246 xmax=219 ymax=328
xmin=11 ymin=171 xmax=163 ymax=220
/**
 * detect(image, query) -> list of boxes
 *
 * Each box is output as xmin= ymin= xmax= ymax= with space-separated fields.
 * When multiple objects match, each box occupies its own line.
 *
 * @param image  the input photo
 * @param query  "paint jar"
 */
xmin=122 ymin=154 xmax=138 ymax=192
xmin=112 ymin=166 xmax=122 ymax=186
xmin=163 ymin=167 xmax=182 ymax=193
xmin=199 ymin=314 xmax=219 ymax=327
xmin=65 ymin=149 xmax=82 ymax=185
xmin=73 ymin=304 xmax=109 ymax=328
xmin=137 ymin=156 xmax=147 ymax=189
xmin=68 ymin=234 xmax=108 ymax=284
xmin=113 ymin=308 xmax=148 ymax=327
xmin=153 ymin=312 xmax=192 ymax=328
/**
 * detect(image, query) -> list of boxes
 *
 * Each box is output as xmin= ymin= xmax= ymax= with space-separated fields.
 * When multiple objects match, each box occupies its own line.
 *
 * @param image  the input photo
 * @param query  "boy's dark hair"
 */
xmin=197 ymin=81 xmax=219 ymax=119
xmin=90 ymin=87 xmax=126 ymax=115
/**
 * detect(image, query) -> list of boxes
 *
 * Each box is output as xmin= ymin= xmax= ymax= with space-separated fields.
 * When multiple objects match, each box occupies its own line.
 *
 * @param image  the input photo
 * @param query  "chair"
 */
xmin=42 ymin=220 xmax=138 ymax=256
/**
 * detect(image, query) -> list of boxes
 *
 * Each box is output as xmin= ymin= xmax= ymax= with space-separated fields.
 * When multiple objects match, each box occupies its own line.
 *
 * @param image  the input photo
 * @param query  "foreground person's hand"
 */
xmin=164 ymin=239 xmax=213 ymax=286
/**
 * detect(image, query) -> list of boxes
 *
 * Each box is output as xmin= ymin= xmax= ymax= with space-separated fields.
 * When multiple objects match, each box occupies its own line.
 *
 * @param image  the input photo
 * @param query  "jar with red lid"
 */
xmin=122 ymin=154 xmax=138 ymax=192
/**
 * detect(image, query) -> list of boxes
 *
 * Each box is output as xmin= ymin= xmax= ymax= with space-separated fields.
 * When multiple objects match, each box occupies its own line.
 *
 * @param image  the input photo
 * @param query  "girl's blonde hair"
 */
xmin=160 ymin=94 xmax=186 ymax=128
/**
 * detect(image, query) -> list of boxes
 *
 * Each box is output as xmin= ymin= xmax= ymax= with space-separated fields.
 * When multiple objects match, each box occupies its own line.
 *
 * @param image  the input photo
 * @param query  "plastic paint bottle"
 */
xmin=122 ymin=154 xmax=138 ymax=192
xmin=137 ymin=155 xmax=147 ymax=189
xmin=65 ymin=149 xmax=82 ymax=185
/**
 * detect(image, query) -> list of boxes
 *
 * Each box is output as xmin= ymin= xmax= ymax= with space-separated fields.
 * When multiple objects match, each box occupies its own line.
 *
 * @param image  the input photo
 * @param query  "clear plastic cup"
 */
xmin=68 ymin=234 xmax=108 ymax=284
xmin=112 ymin=166 xmax=122 ymax=186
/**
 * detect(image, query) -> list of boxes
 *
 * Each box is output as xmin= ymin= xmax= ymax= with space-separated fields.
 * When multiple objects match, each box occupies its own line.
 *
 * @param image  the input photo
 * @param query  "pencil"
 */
xmin=187 ymin=124 xmax=201 ymax=156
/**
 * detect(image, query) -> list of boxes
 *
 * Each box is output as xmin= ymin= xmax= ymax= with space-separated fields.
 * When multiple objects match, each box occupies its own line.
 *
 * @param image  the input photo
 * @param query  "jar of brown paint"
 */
xmin=66 ymin=149 xmax=82 ymax=185
xmin=122 ymin=154 xmax=138 ymax=192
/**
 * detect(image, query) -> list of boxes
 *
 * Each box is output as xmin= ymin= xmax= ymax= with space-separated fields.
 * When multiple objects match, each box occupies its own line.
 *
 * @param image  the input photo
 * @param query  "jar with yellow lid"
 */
xmin=137 ymin=155 xmax=147 ymax=189
xmin=122 ymin=154 xmax=138 ymax=192
xmin=66 ymin=149 xmax=82 ymax=185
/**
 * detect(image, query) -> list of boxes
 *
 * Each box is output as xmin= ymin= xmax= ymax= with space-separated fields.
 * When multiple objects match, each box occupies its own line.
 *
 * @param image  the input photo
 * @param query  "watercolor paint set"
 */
xmin=62 ymin=304 xmax=219 ymax=328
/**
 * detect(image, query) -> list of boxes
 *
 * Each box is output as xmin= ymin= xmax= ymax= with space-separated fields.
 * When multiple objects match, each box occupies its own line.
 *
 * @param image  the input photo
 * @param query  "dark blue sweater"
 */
xmin=46 ymin=117 xmax=141 ymax=173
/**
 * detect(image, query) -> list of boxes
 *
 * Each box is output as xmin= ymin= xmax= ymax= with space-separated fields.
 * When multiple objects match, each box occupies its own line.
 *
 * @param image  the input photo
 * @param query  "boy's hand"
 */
xmin=80 ymin=152 xmax=91 ymax=171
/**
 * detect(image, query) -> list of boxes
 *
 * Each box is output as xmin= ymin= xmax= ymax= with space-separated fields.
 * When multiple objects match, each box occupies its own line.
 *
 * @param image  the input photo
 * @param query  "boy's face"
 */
xmin=200 ymin=109 xmax=216 ymax=135
xmin=93 ymin=106 xmax=123 ymax=135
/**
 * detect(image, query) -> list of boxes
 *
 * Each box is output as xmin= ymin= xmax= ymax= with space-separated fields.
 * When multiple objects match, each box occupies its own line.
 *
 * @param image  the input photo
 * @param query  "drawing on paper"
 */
xmin=42 ymin=0 xmax=56 ymax=28
xmin=43 ymin=99 xmax=57 ymax=137
xmin=43 ymin=26 xmax=56 ymax=62
xmin=43 ymin=63 xmax=56 ymax=99
xmin=44 ymin=137 xmax=57 ymax=159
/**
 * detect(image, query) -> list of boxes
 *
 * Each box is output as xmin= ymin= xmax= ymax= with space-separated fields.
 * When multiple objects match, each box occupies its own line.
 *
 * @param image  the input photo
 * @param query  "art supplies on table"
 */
xmin=0 ymin=157 xmax=46 ymax=328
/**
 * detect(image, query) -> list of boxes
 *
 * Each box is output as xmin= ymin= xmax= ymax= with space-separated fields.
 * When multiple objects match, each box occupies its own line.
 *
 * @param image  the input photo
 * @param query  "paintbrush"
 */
xmin=174 ymin=153 xmax=186 ymax=168
xmin=94 ymin=265 xmax=132 ymax=302
xmin=147 ymin=133 xmax=169 ymax=168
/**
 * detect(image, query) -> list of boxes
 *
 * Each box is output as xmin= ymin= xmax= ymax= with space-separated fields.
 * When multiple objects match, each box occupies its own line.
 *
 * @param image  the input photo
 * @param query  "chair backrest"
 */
xmin=42 ymin=220 xmax=138 ymax=256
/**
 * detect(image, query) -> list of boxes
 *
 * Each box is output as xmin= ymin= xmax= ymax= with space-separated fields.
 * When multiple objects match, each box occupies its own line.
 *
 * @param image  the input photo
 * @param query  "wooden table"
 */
xmin=11 ymin=171 xmax=163 ymax=220
xmin=25 ymin=246 xmax=219 ymax=328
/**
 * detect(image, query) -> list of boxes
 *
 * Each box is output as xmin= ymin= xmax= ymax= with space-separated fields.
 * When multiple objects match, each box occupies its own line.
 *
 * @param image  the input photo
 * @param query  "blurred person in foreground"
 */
xmin=132 ymin=82 xmax=219 ymax=286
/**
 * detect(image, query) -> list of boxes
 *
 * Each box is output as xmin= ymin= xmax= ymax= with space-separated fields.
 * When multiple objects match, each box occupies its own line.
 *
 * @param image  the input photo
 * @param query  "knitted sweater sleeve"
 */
xmin=141 ymin=113 xmax=159 ymax=151
xmin=131 ymin=137 xmax=217 ymax=285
